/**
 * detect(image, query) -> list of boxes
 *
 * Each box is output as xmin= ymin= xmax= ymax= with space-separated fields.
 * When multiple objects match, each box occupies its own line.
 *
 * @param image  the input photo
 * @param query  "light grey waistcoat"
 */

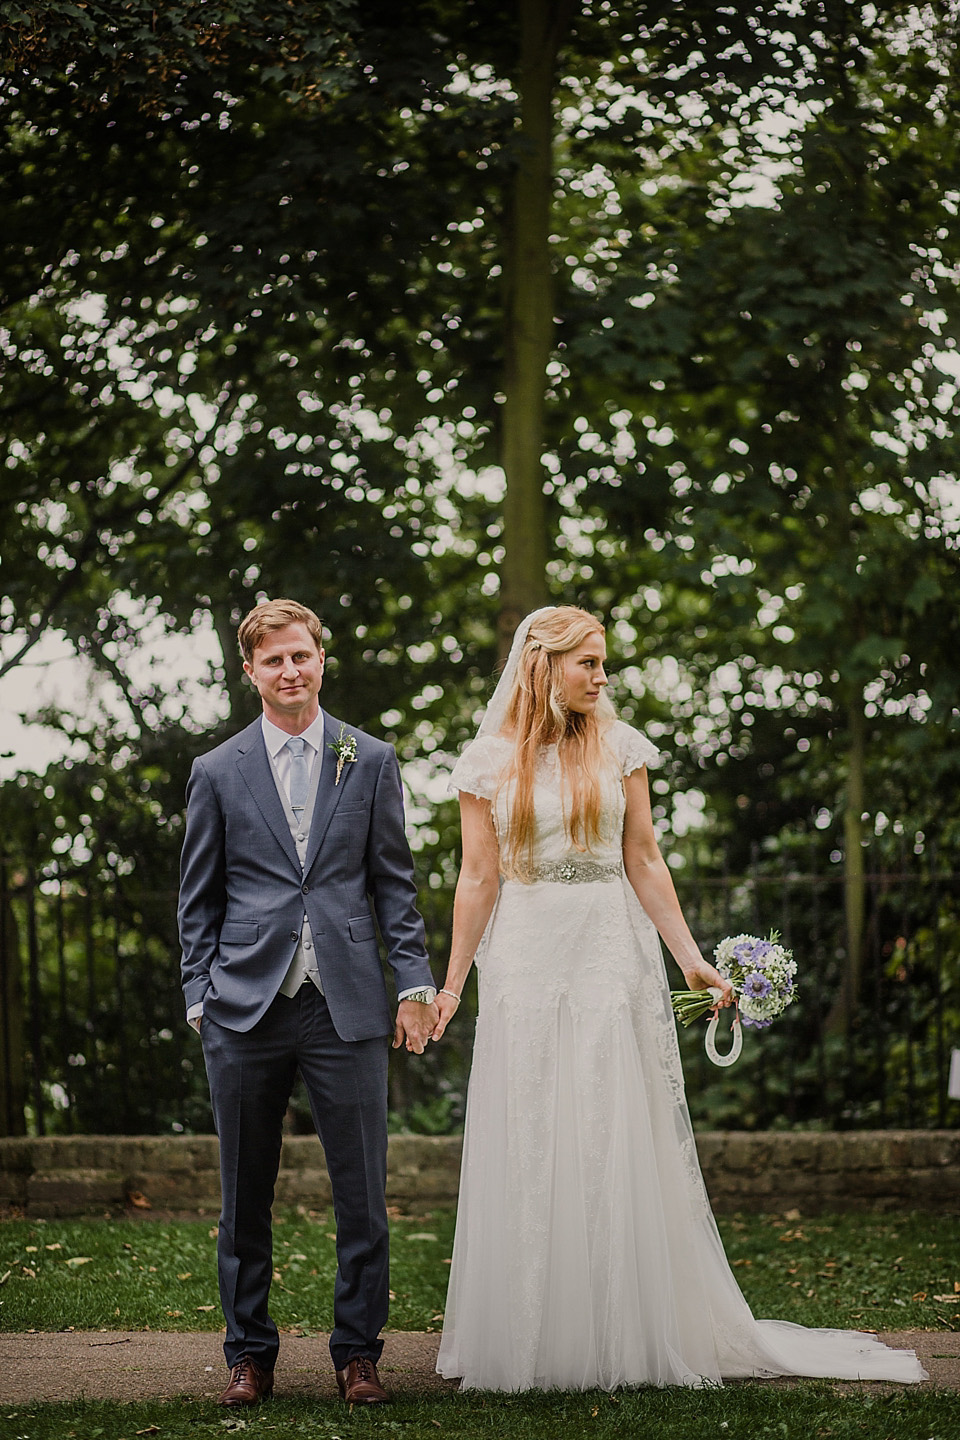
xmin=269 ymin=741 xmax=325 ymax=996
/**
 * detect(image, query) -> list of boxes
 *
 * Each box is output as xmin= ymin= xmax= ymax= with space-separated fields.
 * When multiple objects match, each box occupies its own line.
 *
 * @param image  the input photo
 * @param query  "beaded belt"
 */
xmin=529 ymin=859 xmax=623 ymax=884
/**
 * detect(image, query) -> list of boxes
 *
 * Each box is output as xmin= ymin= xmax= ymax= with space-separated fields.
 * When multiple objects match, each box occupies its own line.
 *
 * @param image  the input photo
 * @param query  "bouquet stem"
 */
xmin=669 ymin=986 xmax=724 ymax=1027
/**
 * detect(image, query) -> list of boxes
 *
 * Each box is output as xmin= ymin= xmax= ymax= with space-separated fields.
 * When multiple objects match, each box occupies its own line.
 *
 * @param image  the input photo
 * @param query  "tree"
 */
xmin=556 ymin=1 xmax=960 ymax=1022
xmin=2 ymin=1 xmax=958 ymax=1129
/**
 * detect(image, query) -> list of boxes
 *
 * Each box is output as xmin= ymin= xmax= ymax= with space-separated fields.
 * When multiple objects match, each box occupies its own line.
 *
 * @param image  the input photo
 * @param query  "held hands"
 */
xmin=393 ymin=998 xmax=440 ymax=1055
xmin=681 ymin=956 xmax=734 ymax=1007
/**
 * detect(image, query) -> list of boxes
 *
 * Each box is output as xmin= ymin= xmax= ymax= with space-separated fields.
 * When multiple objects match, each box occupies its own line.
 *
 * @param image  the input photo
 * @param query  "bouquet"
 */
xmin=671 ymin=932 xmax=797 ymax=1066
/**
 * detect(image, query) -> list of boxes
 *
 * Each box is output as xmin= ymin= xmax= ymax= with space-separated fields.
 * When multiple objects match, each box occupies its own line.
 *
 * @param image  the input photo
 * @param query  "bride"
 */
xmin=431 ymin=605 xmax=925 ymax=1392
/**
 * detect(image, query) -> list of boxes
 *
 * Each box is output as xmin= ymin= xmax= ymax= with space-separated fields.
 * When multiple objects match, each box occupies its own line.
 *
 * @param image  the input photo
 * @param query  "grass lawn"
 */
xmin=0 ymin=1208 xmax=456 ymax=1334
xmin=2 ymin=1387 xmax=960 ymax=1440
xmin=2 ymin=1209 xmax=958 ymax=1439
xmin=2 ymin=1208 xmax=958 ymax=1336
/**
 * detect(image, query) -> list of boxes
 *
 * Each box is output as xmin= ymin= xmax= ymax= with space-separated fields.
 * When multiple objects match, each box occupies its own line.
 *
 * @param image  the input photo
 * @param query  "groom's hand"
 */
xmin=393 ymin=999 xmax=440 ymax=1055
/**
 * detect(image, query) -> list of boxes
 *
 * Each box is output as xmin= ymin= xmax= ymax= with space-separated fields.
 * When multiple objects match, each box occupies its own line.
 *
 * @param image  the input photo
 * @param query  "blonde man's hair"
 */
xmin=497 ymin=606 xmax=617 ymax=880
xmin=237 ymin=599 xmax=324 ymax=663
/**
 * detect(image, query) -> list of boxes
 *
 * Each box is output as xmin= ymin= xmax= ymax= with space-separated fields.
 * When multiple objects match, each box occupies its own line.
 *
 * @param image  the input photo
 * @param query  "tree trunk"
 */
xmin=498 ymin=0 xmax=578 ymax=657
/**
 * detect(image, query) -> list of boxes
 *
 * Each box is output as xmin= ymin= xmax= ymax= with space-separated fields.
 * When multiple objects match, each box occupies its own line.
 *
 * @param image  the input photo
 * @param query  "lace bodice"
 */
xmin=449 ymin=720 xmax=659 ymax=869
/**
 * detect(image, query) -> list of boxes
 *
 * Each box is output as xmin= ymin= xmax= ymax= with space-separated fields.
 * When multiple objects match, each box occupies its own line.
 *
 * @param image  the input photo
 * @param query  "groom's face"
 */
xmin=244 ymin=622 xmax=325 ymax=728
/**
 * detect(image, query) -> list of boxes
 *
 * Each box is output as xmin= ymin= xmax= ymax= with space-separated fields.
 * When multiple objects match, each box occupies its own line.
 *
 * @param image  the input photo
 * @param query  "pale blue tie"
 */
xmin=285 ymin=736 xmax=309 ymax=816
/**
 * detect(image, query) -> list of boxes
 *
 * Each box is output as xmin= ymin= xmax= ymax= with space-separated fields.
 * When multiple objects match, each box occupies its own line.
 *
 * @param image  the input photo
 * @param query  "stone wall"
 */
xmin=1 ymin=1131 xmax=958 ymax=1218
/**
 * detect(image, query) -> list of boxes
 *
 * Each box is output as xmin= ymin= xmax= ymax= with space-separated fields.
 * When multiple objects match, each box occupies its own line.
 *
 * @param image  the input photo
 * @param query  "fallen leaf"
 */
xmin=135 ymin=1428 xmax=161 ymax=1435
xmin=177 ymin=1273 xmax=192 ymax=1281
xmin=127 ymin=1191 xmax=152 ymax=1210
xmin=405 ymin=1233 xmax=438 ymax=1242
xmin=45 ymin=1243 xmax=62 ymax=1251
xmin=912 ymin=1292 xmax=927 ymax=1302
xmin=166 ymin=1310 xmax=182 ymax=1318
xmin=209 ymin=1226 xmax=219 ymax=1239
xmin=25 ymin=1246 xmax=38 ymax=1253
xmin=196 ymin=1304 xmax=217 ymax=1312
xmin=932 ymin=1294 xmax=960 ymax=1302
xmin=21 ymin=1267 xmax=36 ymax=1278
xmin=65 ymin=1257 xmax=93 ymax=1268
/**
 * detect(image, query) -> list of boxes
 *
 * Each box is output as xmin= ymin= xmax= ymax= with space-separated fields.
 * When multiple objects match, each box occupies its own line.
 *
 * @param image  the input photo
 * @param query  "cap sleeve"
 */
xmin=608 ymin=720 xmax=660 ymax=776
xmin=448 ymin=735 xmax=508 ymax=800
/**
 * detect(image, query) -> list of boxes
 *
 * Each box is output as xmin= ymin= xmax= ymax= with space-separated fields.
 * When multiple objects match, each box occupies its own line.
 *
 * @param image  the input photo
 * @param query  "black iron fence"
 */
xmin=673 ymin=841 xmax=959 ymax=1132
xmin=1 ymin=842 xmax=958 ymax=1137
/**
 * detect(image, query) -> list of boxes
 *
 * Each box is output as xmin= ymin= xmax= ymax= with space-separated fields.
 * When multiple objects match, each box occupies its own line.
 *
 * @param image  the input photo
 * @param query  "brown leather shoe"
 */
xmin=218 ymin=1355 xmax=274 ymax=1406
xmin=336 ymin=1355 xmax=389 ymax=1405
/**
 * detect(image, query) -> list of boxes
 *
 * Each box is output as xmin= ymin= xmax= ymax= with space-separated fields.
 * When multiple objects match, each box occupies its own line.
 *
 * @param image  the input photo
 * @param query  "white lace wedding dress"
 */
xmin=436 ymin=721 xmax=926 ymax=1391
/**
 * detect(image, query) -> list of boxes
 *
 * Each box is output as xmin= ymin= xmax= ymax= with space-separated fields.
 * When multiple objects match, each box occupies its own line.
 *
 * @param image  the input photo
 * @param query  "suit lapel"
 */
xmin=303 ymin=710 xmax=354 ymax=876
xmin=235 ymin=719 xmax=302 ymax=874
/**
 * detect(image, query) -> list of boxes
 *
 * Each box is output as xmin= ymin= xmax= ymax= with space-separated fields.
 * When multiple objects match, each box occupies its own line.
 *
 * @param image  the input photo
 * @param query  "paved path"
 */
xmin=1 ymin=1330 xmax=958 ymax=1403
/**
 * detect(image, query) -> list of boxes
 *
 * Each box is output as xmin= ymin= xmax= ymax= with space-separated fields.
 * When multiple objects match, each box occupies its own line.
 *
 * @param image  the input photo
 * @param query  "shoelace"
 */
xmin=232 ymin=1357 xmax=259 ymax=1384
xmin=353 ymin=1357 xmax=374 ymax=1381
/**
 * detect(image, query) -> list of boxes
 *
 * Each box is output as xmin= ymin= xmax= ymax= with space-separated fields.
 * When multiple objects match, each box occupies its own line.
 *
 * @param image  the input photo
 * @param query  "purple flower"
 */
xmin=751 ymin=940 xmax=774 ymax=968
xmin=741 ymin=971 xmax=773 ymax=1000
xmin=733 ymin=941 xmax=755 ymax=963
xmin=741 ymin=1015 xmax=773 ymax=1029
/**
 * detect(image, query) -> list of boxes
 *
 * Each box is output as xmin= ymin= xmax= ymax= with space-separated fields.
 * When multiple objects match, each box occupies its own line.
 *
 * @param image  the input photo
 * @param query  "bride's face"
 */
xmin=561 ymin=632 xmax=608 ymax=714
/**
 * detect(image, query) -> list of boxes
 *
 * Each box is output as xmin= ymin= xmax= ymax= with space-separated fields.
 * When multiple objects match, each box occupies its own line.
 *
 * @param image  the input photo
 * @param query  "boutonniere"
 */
xmin=329 ymin=723 xmax=358 ymax=786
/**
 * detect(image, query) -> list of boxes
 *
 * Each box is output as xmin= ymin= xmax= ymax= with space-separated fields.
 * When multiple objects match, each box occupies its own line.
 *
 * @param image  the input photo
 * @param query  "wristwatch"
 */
xmin=403 ymin=987 xmax=437 ymax=1005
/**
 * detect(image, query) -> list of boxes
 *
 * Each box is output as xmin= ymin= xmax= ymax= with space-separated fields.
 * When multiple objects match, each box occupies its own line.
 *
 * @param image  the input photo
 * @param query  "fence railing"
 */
xmin=1 ymin=845 xmax=957 ymax=1136
xmin=672 ymin=844 xmax=958 ymax=1131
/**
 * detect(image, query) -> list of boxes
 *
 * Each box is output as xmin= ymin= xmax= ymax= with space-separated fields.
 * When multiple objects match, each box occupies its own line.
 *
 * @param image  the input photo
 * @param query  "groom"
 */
xmin=178 ymin=598 xmax=438 ymax=1407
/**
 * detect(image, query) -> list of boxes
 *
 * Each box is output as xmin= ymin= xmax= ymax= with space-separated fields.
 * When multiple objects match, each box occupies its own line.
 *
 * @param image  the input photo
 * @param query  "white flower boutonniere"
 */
xmin=329 ymin=723 xmax=358 ymax=786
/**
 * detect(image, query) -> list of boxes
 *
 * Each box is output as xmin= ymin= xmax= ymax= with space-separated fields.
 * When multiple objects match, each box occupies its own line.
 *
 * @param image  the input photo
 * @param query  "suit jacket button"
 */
xmin=289 ymin=931 xmax=299 ymax=941
xmin=301 ymin=884 xmax=309 ymax=894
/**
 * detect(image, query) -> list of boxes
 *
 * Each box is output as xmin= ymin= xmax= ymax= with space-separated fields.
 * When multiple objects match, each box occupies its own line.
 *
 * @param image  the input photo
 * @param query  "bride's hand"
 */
xmin=681 ymin=957 xmax=733 ymax=1007
xmin=431 ymin=988 xmax=462 ymax=1041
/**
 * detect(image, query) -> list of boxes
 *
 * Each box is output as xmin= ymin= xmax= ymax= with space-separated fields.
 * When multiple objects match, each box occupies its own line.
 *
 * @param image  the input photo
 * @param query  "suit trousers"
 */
xmin=201 ymin=984 xmax=390 ymax=1372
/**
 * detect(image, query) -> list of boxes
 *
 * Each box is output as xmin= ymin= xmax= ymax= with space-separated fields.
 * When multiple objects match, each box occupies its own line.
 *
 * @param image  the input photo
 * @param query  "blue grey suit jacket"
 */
xmin=177 ymin=711 xmax=433 ymax=1040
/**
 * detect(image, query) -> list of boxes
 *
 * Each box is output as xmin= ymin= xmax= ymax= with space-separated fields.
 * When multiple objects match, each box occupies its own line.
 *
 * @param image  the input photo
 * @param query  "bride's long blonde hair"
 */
xmin=497 ymin=606 xmax=617 ymax=880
